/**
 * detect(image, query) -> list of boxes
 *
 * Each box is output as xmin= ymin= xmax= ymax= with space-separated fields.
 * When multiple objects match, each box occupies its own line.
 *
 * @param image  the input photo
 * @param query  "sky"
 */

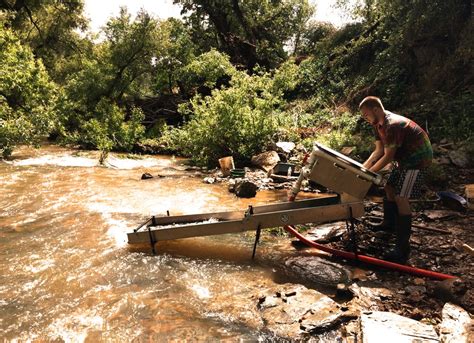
xmin=83 ymin=0 xmax=353 ymax=33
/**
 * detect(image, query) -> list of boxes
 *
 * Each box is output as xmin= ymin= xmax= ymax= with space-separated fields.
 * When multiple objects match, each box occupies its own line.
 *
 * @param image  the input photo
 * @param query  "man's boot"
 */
xmin=385 ymin=215 xmax=412 ymax=263
xmin=371 ymin=199 xmax=397 ymax=232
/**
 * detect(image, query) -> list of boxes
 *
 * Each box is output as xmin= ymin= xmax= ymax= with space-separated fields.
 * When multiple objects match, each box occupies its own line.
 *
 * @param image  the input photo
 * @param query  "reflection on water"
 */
xmin=0 ymin=145 xmax=325 ymax=341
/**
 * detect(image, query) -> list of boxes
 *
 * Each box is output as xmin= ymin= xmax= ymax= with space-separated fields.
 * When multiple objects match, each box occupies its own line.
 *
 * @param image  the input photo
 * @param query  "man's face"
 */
xmin=360 ymin=106 xmax=378 ymax=125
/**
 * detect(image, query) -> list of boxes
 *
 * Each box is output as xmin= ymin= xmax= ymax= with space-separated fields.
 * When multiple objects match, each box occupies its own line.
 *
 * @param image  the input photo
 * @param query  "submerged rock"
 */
xmin=360 ymin=311 xmax=439 ymax=343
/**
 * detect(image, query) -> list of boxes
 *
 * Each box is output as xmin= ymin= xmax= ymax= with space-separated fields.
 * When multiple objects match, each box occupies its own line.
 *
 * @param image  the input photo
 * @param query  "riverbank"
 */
xmin=1 ymin=144 xmax=472 ymax=341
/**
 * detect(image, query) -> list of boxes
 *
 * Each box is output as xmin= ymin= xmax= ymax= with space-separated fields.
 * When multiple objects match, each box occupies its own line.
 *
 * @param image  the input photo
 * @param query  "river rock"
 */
xmin=203 ymin=176 xmax=215 ymax=184
xmin=360 ymin=311 xmax=439 ymax=343
xmin=141 ymin=172 xmax=153 ymax=179
xmin=349 ymin=284 xmax=393 ymax=309
xmin=449 ymin=150 xmax=471 ymax=168
xmin=257 ymin=284 xmax=345 ymax=339
xmin=251 ymin=151 xmax=280 ymax=172
xmin=285 ymin=256 xmax=351 ymax=287
xmin=306 ymin=222 xmax=346 ymax=243
xmin=234 ymin=181 xmax=258 ymax=198
xmin=439 ymin=303 xmax=472 ymax=343
xmin=433 ymin=278 xmax=468 ymax=307
xmin=435 ymin=156 xmax=452 ymax=165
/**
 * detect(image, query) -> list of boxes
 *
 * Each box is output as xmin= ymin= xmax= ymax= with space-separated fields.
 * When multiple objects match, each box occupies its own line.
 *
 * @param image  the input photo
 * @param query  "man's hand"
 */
xmin=363 ymin=140 xmax=384 ymax=168
xmin=370 ymin=147 xmax=396 ymax=172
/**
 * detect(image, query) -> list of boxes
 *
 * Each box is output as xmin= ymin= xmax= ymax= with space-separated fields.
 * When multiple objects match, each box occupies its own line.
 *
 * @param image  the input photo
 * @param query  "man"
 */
xmin=360 ymin=96 xmax=433 ymax=263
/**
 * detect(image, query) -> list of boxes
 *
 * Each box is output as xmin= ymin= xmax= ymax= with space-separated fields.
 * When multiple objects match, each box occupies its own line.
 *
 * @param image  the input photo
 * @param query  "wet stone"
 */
xmin=348 ymin=284 xmax=393 ymax=309
xmin=141 ymin=172 xmax=153 ymax=179
xmin=405 ymin=285 xmax=427 ymax=295
xmin=257 ymin=284 xmax=344 ymax=339
xmin=234 ymin=181 xmax=258 ymax=198
xmin=285 ymin=256 xmax=351 ymax=287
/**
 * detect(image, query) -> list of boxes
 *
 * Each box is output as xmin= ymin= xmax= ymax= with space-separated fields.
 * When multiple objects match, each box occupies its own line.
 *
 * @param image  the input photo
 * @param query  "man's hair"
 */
xmin=359 ymin=96 xmax=384 ymax=110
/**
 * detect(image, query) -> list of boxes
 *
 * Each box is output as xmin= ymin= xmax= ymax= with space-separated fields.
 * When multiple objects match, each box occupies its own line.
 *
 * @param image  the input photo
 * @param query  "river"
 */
xmin=0 ymin=144 xmax=329 ymax=341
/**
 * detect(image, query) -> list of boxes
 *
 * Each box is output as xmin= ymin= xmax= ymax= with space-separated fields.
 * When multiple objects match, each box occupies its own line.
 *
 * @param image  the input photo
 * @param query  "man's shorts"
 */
xmin=386 ymin=169 xmax=425 ymax=199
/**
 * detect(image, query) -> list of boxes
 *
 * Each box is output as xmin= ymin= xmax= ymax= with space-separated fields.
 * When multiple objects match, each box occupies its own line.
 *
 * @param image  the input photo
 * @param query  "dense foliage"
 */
xmin=0 ymin=0 xmax=471 ymax=164
xmin=174 ymin=0 xmax=314 ymax=68
xmin=0 ymin=23 xmax=58 ymax=157
xmin=162 ymin=59 xmax=298 ymax=166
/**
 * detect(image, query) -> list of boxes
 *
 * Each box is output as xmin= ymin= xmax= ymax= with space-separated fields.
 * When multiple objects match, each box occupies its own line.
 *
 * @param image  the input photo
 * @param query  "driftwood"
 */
xmin=363 ymin=215 xmax=451 ymax=234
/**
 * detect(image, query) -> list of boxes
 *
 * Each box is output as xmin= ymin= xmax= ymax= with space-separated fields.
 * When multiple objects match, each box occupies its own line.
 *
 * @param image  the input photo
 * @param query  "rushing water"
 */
xmin=0 ymin=145 xmax=334 ymax=341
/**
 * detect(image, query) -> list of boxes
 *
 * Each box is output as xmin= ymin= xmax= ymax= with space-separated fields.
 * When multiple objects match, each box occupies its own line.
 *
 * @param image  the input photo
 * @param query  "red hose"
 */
xmin=284 ymin=224 xmax=456 ymax=280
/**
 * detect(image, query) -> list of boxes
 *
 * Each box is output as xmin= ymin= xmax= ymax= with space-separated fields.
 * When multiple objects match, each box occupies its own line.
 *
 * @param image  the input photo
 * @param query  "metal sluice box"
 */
xmin=128 ymin=196 xmax=364 ymax=244
xmin=127 ymin=143 xmax=381 ymax=246
xmin=307 ymin=143 xmax=382 ymax=199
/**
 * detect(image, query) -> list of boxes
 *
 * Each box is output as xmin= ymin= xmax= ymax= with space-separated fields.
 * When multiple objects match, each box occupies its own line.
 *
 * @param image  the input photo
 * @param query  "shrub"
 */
xmin=168 ymin=66 xmax=296 ymax=166
xmin=79 ymin=99 xmax=145 ymax=152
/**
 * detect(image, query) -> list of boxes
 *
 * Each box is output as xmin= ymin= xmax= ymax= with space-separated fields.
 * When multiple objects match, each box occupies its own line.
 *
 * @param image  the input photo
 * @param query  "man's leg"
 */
xmin=371 ymin=182 xmax=398 ymax=232
xmin=385 ymin=185 xmax=396 ymax=201
xmin=395 ymin=196 xmax=411 ymax=216
xmin=385 ymin=170 xmax=423 ymax=263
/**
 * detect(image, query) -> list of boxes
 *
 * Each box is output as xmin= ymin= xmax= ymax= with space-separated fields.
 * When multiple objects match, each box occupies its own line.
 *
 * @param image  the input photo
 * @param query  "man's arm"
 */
xmin=363 ymin=140 xmax=384 ymax=169
xmin=370 ymin=146 xmax=396 ymax=172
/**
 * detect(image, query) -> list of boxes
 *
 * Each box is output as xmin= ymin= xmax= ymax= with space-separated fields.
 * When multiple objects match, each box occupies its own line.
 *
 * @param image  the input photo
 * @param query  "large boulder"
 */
xmin=251 ymin=151 xmax=280 ymax=172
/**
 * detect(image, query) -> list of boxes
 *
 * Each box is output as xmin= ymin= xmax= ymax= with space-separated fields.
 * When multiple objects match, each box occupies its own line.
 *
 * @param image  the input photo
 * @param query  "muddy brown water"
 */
xmin=0 ymin=145 xmax=337 ymax=341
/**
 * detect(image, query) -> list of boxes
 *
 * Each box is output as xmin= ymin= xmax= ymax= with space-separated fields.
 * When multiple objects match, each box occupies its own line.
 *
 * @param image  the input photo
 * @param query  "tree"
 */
xmin=153 ymin=18 xmax=197 ymax=94
xmin=1 ymin=0 xmax=89 ymax=82
xmin=294 ymin=20 xmax=336 ymax=55
xmin=0 ymin=24 xmax=58 ymax=157
xmin=59 ymin=8 xmax=162 ymax=151
xmin=174 ymin=0 xmax=314 ymax=69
